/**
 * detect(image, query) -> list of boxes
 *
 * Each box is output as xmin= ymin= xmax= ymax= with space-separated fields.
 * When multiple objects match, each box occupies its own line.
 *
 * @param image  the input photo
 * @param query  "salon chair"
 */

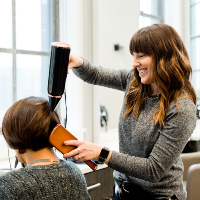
xmin=181 ymin=152 xmax=200 ymax=200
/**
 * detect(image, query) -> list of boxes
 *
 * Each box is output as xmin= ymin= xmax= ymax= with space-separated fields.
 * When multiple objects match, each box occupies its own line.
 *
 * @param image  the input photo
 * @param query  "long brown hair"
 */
xmin=2 ymin=96 xmax=60 ymax=153
xmin=124 ymin=24 xmax=197 ymax=126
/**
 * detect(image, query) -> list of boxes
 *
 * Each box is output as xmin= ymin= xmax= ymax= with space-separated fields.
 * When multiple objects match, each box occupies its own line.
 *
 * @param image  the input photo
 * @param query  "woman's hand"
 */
xmin=67 ymin=53 xmax=84 ymax=74
xmin=63 ymin=140 xmax=102 ymax=162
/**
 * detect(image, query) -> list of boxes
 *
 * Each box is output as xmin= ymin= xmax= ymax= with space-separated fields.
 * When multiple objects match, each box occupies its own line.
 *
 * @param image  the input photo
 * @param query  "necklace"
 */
xmin=136 ymin=100 xmax=159 ymax=121
xmin=29 ymin=159 xmax=61 ymax=166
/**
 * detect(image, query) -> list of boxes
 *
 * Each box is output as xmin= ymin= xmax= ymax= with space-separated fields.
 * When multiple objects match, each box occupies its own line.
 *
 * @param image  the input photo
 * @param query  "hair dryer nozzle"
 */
xmin=49 ymin=96 xmax=61 ymax=111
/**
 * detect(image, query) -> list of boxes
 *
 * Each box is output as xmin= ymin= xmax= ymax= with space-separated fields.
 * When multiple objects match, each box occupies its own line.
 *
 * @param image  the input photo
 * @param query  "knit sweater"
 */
xmin=72 ymin=59 xmax=197 ymax=200
xmin=0 ymin=160 xmax=90 ymax=200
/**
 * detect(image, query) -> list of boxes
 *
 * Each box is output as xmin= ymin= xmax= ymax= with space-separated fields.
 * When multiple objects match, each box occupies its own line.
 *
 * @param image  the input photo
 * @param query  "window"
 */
xmin=190 ymin=0 xmax=200 ymax=104
xmin=0 ymin=0 xmax=59 ymax=128
xmin=139 ymin=0 xmax=164 ymax=28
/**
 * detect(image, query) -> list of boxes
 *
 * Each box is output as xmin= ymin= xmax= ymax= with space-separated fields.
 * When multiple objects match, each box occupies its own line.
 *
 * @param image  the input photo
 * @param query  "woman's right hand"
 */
xmin=67 ymin=53 xmax=84 ymax=73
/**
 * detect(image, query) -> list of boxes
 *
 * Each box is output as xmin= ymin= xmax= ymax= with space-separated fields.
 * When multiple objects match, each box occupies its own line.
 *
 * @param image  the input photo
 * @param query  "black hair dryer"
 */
xmin=47 ymin=42 xmax=71 ymax=111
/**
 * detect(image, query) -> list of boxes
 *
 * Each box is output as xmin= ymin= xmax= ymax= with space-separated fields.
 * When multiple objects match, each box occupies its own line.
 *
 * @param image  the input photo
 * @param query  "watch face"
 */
xmin=98 ymin=147 xmax=109 ymax=162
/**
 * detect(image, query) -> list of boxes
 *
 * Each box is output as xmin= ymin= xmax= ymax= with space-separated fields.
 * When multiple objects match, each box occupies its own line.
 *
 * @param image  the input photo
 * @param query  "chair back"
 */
xmin=181 ymin=152 xmax=200 ymax=181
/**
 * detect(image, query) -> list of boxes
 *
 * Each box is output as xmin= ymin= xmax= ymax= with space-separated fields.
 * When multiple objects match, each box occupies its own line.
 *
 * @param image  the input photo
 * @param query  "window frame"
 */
xmin=140 ymin=0 xmax=164 ymax=27
xmin=190 ymin=0 xmax=200 ymax=104
xmin=0 ymin=0 xmax=59 ymax=131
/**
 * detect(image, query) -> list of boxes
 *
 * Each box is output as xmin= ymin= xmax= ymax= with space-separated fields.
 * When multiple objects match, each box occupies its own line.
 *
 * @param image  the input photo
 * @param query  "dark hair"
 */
xmin=2 ymin=96 xmax=60 ymax=153
xmin=124 ymin=23 xmax=197 ymax=126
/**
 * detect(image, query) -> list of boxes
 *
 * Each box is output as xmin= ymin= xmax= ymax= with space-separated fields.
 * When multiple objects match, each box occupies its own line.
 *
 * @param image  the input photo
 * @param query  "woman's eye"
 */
xmin=139 ymin=55 xmax=144 ymax=57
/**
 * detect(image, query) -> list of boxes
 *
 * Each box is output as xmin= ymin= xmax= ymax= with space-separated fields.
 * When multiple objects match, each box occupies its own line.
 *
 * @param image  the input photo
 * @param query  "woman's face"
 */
xmin=132 ymin=52 xmax=156 ymax=85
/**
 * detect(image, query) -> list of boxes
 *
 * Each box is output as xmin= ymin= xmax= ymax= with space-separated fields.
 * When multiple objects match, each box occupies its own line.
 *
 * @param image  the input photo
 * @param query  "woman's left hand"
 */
xmin=63 ymin=140 xmax=102 ymax=162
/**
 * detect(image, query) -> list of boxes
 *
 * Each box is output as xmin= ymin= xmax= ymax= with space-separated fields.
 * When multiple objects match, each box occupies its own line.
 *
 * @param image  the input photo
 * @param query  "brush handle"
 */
xmin=84 ymin=160 xmax=98 ymax=171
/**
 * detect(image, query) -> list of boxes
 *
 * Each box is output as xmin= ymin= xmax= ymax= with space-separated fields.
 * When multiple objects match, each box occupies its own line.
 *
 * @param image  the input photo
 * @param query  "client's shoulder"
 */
xmin=0 ymin=167 xmax=28 ymax=185
xmin=59 ymin=159 xmax=84 ymax=175
xmin=0 ymin=168 xmax=29 ymax=199
xmin=0 ymin=161 xmax=85 ymax=199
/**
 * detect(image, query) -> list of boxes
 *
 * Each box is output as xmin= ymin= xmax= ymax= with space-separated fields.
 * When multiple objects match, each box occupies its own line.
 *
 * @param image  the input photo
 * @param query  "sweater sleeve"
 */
xmin=108 ymin=98 xmax=196 ymax=183
xmin=72 ymin=59 xmax=131 ymax=92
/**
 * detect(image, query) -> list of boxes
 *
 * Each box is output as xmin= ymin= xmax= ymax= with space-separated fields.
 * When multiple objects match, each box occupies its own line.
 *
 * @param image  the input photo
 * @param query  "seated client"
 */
xmin=0 ymin=96 xmax=90 ymax=200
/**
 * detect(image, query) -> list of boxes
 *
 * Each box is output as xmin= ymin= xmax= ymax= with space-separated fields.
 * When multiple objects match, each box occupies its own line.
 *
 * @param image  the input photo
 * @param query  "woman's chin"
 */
xmin=141 ymin=79 xmax=148 ymax=85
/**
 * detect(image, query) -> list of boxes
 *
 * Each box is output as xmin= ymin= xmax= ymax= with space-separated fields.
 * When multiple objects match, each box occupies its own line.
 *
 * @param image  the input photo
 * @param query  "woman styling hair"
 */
xmin=0 ymin=96 xmax=90 ymax=200
xmin=63 ymin=24 xmax=197 ymax=200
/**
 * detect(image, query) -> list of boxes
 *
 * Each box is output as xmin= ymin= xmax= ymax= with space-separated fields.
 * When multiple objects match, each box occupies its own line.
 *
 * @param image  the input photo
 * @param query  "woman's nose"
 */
xmin=133 ymin=59 xmax=140 ymax=68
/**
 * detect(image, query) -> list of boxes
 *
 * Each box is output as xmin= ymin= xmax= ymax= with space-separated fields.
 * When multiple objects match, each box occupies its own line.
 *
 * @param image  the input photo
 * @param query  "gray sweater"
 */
xmin=0 ymin=160 xmax=90 ymax=200
xmin=72 ymin=59 xmax=197 ymax=200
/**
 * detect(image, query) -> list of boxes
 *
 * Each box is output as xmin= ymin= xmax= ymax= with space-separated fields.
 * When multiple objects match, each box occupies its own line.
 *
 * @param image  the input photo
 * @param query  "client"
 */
xmin=0 ymin=96 xmax=90 ymax=200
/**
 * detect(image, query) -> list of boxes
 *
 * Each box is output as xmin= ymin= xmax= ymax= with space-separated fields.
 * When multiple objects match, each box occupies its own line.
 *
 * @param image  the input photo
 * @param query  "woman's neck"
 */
xmin=150 ymin=83 xmax=159 ymax=96
xmin=21 ymin=147 xmax=59 ymax=166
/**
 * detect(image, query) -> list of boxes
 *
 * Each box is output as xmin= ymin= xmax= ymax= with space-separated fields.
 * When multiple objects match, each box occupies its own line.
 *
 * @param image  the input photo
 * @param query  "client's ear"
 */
xmin=14 ymin=149 xmax=26 ymax=164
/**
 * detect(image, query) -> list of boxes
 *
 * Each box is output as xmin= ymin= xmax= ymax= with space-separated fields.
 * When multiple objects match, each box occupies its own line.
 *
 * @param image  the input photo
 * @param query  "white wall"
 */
xmin=59 ymin=0 xmax=93 ymax=141
xmin=59 ymin=0 xmax=140 ymax=142
xmin=93 ymin=0 xmax=140 ymax=132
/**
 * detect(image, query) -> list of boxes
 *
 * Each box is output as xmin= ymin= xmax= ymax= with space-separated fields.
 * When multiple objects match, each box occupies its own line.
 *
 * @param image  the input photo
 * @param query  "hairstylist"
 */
xmin=63 ymin=24 xmax=197 ymax=200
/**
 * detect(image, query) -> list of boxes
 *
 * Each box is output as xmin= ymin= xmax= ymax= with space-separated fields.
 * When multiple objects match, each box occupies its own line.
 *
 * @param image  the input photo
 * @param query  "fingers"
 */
xmin=68 ymin=62 xmax=74 ymax=70
xmin=64 ymin=140 xmax=81 ymax=146
xmin=68 ymin=53 xmax=83 ymax=68
xmin=72 ymin=153 xmax=84 ymax=162
xmin=63 ymin=140 xmax=82 ymax=158
xmin=63 ymin=149 xmax=77 ymax=158
xmin=77 ymin=147 xmax=81 ymax=154
xmin=63 ymin=140 xmax=102 ymax=161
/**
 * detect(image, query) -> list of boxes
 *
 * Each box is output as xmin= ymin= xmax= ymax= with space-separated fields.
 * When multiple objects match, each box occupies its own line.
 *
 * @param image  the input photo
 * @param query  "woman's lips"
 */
xmin=139 ymin=68 xmax=147 ymax=76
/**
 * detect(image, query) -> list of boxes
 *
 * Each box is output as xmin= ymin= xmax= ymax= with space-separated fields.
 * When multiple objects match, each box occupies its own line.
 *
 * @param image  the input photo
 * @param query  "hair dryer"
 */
xmin=47 ymin=42 xmax=71 ymax=111
xmin=47 ymin=45 xmax=98 ymax=171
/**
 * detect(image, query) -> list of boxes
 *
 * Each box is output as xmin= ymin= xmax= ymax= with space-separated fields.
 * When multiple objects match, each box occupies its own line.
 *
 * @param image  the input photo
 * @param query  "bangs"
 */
xmin=129 ymin=27 xmax=155 ymax=56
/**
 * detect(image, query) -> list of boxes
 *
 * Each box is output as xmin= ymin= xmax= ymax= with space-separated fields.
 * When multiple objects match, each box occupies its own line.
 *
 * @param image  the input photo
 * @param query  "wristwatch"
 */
xmin=98 ymin=147 xmax=110 ymax=163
